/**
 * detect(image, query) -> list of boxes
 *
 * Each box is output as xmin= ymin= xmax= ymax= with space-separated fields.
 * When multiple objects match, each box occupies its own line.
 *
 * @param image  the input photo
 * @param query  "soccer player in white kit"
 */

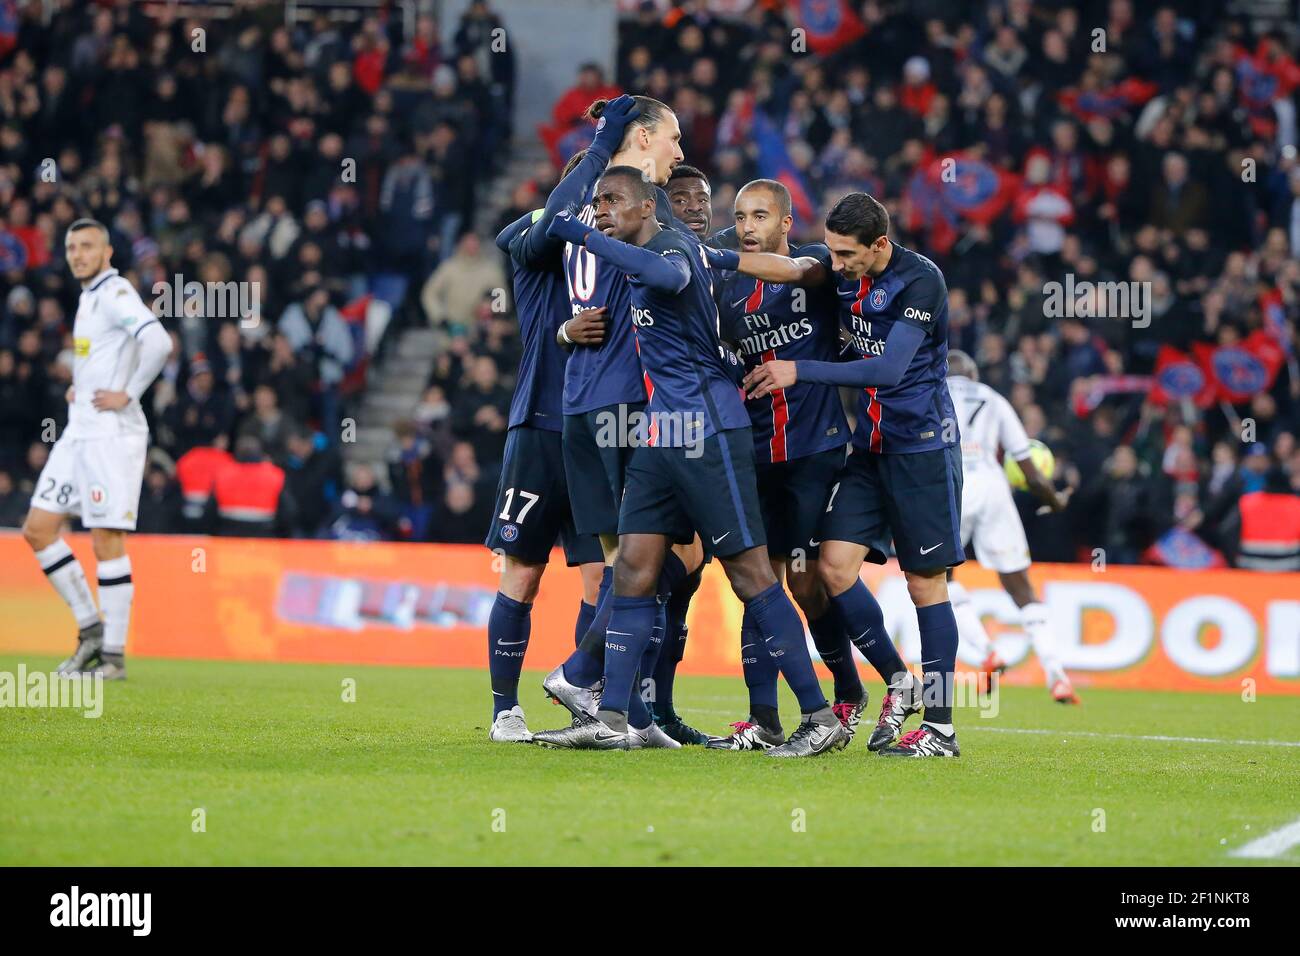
xmin=21 ymin=219 xmax=172 ymax=680
xmin=945 ymin=351 xmax=1079 ymax=704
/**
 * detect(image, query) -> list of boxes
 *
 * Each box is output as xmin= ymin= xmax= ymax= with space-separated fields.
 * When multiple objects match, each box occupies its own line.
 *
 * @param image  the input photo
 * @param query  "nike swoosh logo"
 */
xmin=921 ymin=659 xmax=941 ymax=666
xmin=712 ymin=532 xmax=731 ymax=545
xmin=498 ymin=640 xmax=527 ymax=646
xmin=920 ymin=543 xmax=943 ymax=555
xmin=607 ymin=630 xmax=634 ymax=637
xmin=810 ymin=728 xmax=838 ymax=753
xmin=809 ymin=539 xmax=821 ymax=546
xmin=594 ymin=730 xmax=624 ymax=742
xmin=741 ymin=644 xmax=755 ymax=651
xmin=731 ymin=297 xmax=751 ymax=309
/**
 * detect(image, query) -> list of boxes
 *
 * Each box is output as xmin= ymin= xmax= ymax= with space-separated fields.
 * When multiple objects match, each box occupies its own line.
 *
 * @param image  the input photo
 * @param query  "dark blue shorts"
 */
xmin=756 ymin=445 xmax=848 ymax=560
xmin=618 ymin=427 xmax=765 ymax=559
xmin=562 ymin=402 xmax=646 ymax=537
xmin=484 ymin=426 xmax=604 ymax=566
xmin=819 ymin=444 xmax=965 ymax=572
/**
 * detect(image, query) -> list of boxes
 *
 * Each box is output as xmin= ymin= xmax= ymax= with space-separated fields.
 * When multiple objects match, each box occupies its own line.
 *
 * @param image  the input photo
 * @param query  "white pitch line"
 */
xmin=1229 ymin=817 xmax=1300 ymax=859
xmin=961 ymin=726 xmax=1300 ymax=748
xmin=682 ymin=711 xmax=1300 ymax=748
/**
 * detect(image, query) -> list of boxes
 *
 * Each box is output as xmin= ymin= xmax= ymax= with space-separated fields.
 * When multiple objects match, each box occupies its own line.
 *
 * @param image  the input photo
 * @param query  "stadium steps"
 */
xmin=342 ymin=327 xmax=441 ymax=472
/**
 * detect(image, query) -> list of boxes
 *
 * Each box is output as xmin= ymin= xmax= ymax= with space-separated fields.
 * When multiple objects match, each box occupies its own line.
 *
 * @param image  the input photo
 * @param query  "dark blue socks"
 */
xmin=563 ymin=566 xmax=612 ymax=687
xmin=650 ymin=562 xmax=700 ymax=721
xmin=602 ymin=595 xmax=658 ymax=718
xmin=917 ymin=601 xmax=958 ymax=725
xmin=808 ymin=609 xmax=864 ymax=703
xmin=830 ymin=579 xmax=908 ymax=686
xmin=746 ymin=582 xmax=828 ymax=714
xmin=488 ymin=593 xmax=531 ymax=718
xmin=740 ymin=606 xmax=781 ymax=730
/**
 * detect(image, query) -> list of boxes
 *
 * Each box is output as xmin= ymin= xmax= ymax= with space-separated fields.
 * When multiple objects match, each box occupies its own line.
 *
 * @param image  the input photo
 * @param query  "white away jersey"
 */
xmin=947 ymin=375 xmax=1031 ymax=475
xmin=66 ymin=269 xmax=159 ymax=440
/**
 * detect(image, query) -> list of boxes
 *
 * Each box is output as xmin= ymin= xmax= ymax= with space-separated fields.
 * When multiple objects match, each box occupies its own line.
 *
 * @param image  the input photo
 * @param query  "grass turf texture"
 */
xmin=2 ymin=654 xmax=1297 ymax=866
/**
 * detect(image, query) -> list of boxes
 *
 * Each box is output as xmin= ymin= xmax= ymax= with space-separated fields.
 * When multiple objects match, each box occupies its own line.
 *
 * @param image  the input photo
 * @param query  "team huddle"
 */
xmin=484 ymin=94 xmax=1076 ymax=759
xmin=23 ymin=95 xmax=1076 ymax=755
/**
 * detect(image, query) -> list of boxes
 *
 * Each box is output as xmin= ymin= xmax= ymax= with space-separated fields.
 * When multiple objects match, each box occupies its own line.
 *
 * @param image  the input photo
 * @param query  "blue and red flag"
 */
xmin=791 ymin=0 xmax=866 ymax=57
xmin=1143 ymin=528 xmax=1227 ymax=570
xmin=752 ymin=110 xmax=816 ymax=225
xmin=1150 ymin=345 xmax=1216 ymax=408
xmin=1194 ymin=332 xmax=1285 ymax=405
xmin=905 ymin=154 xmax=1020 ymax=253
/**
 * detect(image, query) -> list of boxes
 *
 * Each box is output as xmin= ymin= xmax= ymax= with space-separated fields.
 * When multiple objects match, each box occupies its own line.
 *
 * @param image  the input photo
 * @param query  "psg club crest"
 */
xmin=1212 ymin=347 xmax=1268 ymax=396
xmin=869 ymin=287 xmax=889 ymax=310
xmin=500 ymin=524 xmax=519 ymax=542
xmin=89 ymin=484 xmax=107 ymax=505
xmin=1157 ymin=360 xmax=1205 ymax=399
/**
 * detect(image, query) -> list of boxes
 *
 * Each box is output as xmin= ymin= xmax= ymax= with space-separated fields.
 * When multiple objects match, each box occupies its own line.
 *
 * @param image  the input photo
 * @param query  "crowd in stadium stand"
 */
xmin=595 ymin=0 xmax=1300 ymax=569
xmin=2 ymin=0 xmax=1300 ymax=568
xmin=0 ymin=0 xmax=526 ymax=542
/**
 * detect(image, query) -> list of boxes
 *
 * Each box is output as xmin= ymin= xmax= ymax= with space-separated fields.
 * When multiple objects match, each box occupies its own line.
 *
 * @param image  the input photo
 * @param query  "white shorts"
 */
xmin=30 ymin=433 xmax=148 ymax=531
xmin=959 ymin=468 xmax=1031 ymax=574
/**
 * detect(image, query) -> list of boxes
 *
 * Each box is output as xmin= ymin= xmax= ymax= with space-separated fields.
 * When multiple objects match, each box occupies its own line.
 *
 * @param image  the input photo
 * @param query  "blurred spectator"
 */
xmin=420 ymin=232 xmax=506 ymax=331
xmin=0 ymin=468 xmax=26 ymax=528
xmin=209 ymin=435 xmax=296 ymax=538
xmin=321 ymin=462 xmax=402 ymax=540
xmin=237 ymin=383 xmax=298 ymax=463
xmin=136 ymin=460 xmax=184 ymax=535
xmin=282 ymin=427 xmax=342 ymax=538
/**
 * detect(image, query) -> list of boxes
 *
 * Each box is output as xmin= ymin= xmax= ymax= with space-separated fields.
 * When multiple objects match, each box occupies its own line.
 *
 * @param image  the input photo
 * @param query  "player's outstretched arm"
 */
xmin=1017 ymin=454 xmax=1071 ymax=513
xmin=495 ymin=209 xmax=535 ymax=253
xmin=547 ymin=213 xmax=689 ymax=293
xmin=703 ymin=246 xmax=828 ymax=285
xmin=517 ymin=95 xmax=641 ymax=268
xmin=744 ymin=321 xmax=926 ymax=398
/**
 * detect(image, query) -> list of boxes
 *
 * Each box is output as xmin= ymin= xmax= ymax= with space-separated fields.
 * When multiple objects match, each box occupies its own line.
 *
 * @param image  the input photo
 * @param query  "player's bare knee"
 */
xmin=721 ymin=548 xmax=776 ymax=602
xmin=91 ymin=529 xmax=127 ymax=563
xmin=613 ymin=560 xmax=657 ymax=597
xmin=22 ymin=512 xmax=58 ymax=552
xmin=817 ymin=556 xmax=857 ymax=597
xmin=787 ymin=567 xmax=826 ymax=616
xmin=500 ymin=559 xmax=545 ymax=603
xmin=905 ymin=570 xmax=948 ymax=607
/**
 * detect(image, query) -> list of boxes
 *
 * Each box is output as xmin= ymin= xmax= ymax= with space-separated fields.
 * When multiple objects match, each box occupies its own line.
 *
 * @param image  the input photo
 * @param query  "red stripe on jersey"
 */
xmin=633 ymin=333 xmax=657 ymax=446
xmin=746 ymin=280 xmax=765 ymax=313
xmin=761 ymin=348 xmax=789 ymax=462
xmin=850 ymin=276 xmax=873 ymax=317
xmin=864 ymin=386 xmax=883 ymax=453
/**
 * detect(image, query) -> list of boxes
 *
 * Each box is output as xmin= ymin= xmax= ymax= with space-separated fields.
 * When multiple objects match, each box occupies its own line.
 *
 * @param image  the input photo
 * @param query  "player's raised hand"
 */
xmin=744 ymin=359 xmax=797 ymax=399
xmin=546 ymin=210 xmax=592 ymax=246
xmin=563 ymin=307 xmax=607 ymax=346
xmin=590 ymin=94 xmax=641 ymax=156
xmin=91 ymin=389 xmax=130 ymax=411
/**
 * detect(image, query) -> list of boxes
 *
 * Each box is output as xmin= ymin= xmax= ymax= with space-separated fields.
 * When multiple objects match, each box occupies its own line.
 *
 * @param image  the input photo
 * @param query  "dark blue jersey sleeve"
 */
xmin=585 ymin=228 xmax=691 ymax=293
xmin=893 ymin=267 xmax=945 ymax=334
xmin=517 ymin=149 xmax=607 ymax=268
xmin=496 ymin=211 xmax=535 ymax=253
xmin=795 ymin=321 xmax=926 ymax=388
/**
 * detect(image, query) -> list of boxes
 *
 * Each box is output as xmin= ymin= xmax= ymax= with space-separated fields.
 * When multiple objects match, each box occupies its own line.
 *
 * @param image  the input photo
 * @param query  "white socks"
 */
xmin=36 ymin=540 xmax=100 ymax=629
xmin=948 ymin=581 xmax=993 ymax=659
xmin=96 ymin=555 xmax=134 ymax=654
xmin=1020 ymin=602 xmax=1064 ymax=686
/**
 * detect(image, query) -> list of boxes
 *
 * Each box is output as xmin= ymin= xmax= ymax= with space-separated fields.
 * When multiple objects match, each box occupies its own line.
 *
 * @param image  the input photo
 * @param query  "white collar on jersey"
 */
xmin=82 ymin=268 xmax=120 ymax=293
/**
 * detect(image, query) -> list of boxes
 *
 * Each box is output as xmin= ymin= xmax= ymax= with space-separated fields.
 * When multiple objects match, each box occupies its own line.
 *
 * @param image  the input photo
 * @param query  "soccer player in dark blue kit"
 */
xmin=723 ymin=191 xmax=965 ymax=757
xmin=532 ymin=167 xmax=849 ymax=757
xmin=515 ymin=95 xmax=706 ymax=748
xmin=703 ymin=179 xmax=870 ymax=751
xmin=483 ymin=176 xmax=608 ymax=742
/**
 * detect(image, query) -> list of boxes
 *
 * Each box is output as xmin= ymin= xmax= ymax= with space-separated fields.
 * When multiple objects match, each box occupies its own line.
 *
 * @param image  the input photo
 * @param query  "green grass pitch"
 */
xmin=2 ymin=654 xmax=1297 ymax=866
